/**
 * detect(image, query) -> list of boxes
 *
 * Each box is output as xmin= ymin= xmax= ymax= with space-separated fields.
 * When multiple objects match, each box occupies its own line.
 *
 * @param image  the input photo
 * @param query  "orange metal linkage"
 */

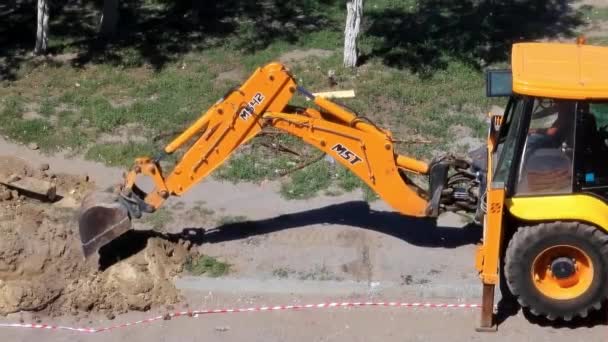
xmin=123 ymin=62 xmax=431 ymax=217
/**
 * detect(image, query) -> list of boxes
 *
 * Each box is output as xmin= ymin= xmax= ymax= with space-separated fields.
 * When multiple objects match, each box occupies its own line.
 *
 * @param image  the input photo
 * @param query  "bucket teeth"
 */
xmin=78 ymin=191 xmax=132 ymax=258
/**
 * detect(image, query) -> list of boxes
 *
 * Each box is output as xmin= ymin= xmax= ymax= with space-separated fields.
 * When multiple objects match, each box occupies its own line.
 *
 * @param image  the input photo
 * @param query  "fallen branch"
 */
xmin=278 ymin=153 xmax=325 ymax=177
xmin=257 ymin=131 xmax=288 ymax=137
xmin=259 ymin=142 xmax=301 ymax=157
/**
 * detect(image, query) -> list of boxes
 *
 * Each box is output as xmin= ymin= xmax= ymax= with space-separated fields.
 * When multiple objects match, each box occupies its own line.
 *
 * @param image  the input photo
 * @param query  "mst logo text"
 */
xmin=331 ymin=144 xmax=362 ymax=165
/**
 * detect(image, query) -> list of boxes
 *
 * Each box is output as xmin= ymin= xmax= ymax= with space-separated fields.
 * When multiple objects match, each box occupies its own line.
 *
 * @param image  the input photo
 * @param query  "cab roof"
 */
xmin=511 ymin=41 xmax=608 ymax=100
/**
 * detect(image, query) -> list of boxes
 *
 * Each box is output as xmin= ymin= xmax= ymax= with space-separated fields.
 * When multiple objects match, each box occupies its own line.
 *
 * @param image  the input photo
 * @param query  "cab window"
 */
xmin=515 ymin=99 xmax=575 ymax=195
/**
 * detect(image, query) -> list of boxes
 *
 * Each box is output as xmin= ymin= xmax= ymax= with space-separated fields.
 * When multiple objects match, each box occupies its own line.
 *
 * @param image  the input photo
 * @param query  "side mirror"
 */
xmin=485 ymin=69 xmax=512 ymax=97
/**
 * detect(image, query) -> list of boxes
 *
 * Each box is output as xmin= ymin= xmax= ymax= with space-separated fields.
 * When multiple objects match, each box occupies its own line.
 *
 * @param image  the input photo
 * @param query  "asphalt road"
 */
xmin=2 ymin=295 xmax=606 ymax=342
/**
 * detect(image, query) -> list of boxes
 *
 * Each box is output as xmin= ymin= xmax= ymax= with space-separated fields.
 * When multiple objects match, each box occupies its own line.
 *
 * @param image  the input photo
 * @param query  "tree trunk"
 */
xmin=34 ymin=0 xmax=49 ymax=55
xmin=99 ymin=0 xmax=119 ymax=38
xmin=343 ymin=0 xmax=362 ymax=68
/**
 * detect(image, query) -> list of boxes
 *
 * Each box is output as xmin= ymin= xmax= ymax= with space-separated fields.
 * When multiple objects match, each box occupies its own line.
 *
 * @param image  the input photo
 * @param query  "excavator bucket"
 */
xmin=77 ymin=191 xmax=132 ymax=259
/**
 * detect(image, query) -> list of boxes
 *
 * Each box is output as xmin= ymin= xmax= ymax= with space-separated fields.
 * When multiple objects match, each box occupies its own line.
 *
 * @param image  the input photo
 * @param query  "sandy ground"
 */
xmin=0 ymin=136 xmax=607 ymax=340
xmin=0 ymin=153 xmax=200 ymax=319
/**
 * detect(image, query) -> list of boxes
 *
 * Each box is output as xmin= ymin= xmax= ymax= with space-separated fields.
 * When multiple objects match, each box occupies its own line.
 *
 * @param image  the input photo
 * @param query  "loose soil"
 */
xmin=0 ymin=155 xmax=197 ymax=318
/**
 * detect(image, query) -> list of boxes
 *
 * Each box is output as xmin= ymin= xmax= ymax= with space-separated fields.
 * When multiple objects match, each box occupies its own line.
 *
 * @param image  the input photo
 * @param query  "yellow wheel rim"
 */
xmin=531 ymin=245 xmax=594 ymax=300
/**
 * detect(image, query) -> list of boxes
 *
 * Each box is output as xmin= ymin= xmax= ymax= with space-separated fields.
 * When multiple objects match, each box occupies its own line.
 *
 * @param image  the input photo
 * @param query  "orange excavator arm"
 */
xmin=78 ymin=62 xmax=480 ymax=258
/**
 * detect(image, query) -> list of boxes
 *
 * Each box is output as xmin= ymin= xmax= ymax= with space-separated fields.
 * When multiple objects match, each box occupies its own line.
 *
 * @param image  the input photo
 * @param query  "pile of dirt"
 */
xmin=0 ymin=155 xmax=196 ymax=318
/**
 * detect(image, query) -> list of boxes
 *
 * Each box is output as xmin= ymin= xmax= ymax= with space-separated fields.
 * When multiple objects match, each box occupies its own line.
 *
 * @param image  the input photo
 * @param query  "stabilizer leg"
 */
xmin=476 ymin=284 xmax=497 ymax=332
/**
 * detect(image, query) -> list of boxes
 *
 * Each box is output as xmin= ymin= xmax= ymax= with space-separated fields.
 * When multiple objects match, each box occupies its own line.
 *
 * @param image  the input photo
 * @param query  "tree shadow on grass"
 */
xmin=0 ymin=0 xmax=338 ymax=81
xmin=364 ymin=0 xmax=587 ymax=76
xmin=0 ymin=1 xmax=36 ymax=82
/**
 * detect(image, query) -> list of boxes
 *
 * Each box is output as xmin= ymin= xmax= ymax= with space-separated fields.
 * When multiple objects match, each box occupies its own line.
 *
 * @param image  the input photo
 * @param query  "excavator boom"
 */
xmin=78 ymin=62 xmax=480 ymax=258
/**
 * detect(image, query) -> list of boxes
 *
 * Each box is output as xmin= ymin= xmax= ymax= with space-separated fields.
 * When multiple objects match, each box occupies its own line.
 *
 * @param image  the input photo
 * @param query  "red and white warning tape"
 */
xmin=0 ymin=301 xmax=482 ymax=334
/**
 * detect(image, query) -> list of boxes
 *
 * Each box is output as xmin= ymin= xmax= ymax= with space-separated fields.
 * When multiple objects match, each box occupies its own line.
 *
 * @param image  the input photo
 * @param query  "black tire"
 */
xmin=504 ymin=221 xmax=608 ymax=321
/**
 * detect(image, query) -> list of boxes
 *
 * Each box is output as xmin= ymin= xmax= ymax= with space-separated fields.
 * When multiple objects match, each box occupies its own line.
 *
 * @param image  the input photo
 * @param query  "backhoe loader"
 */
xmin=77 ymin=39 xmax=608 ymax=330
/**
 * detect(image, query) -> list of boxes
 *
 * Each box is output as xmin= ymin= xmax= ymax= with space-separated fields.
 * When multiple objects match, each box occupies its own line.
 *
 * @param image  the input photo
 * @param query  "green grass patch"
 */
xmin=184 ymin=255 xmax=230 ymax=277
xmin=335 ymin=165 xmax=361 ymax=192
xmin=0 ymin=96 xmax=24 ymax=117
xmin=84 ymin=142 xmax=157 ymax=168
xmin=39 ymin=95 xmax=58 ymax=117
xmin=0 ymin=96 xmax=89 ymax=150
xmin=214 ymin=153 xmax=293 ymax=183
xmin=1 ymin=118 xmax=53 ymax=146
